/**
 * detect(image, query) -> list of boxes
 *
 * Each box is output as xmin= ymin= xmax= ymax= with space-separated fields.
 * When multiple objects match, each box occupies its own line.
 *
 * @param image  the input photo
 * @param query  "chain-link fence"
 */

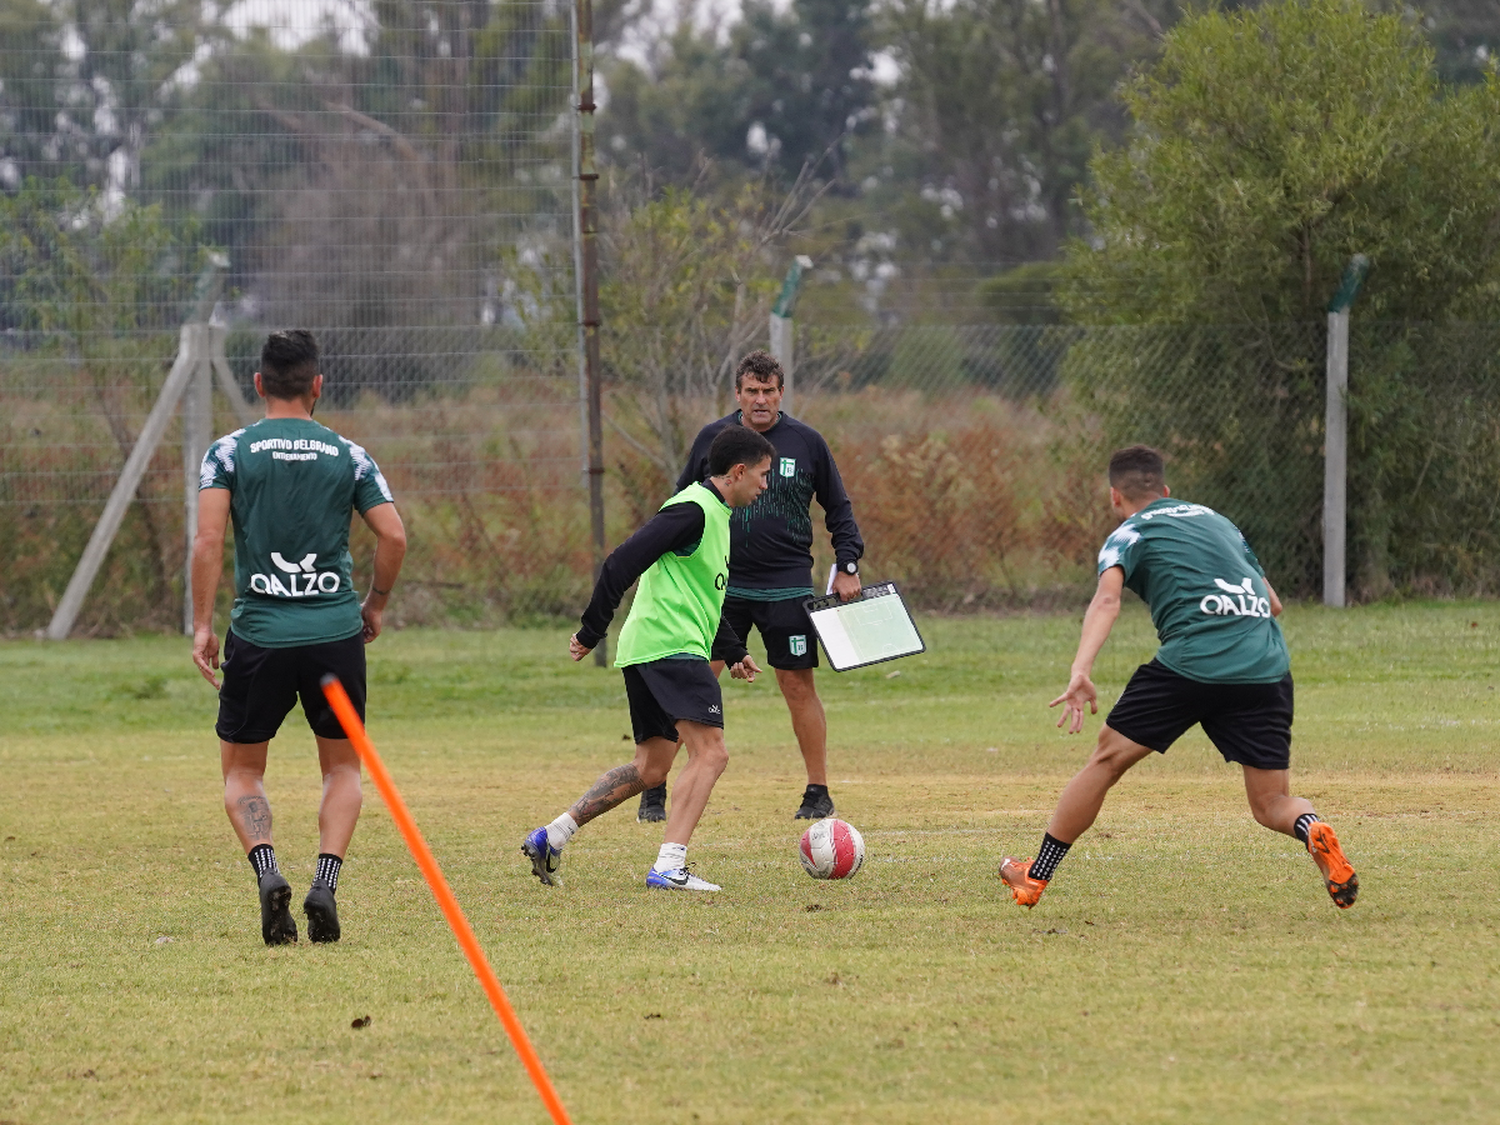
xmin=0 ymin=2 xmax=581 ymax=634
xmin=0 ymin=322 xmax=586 ymax=633
xmin=7 ymin=313 xmax=1500 ymax=633
xmin=600 ymin=320 xmax=1500 ymax=613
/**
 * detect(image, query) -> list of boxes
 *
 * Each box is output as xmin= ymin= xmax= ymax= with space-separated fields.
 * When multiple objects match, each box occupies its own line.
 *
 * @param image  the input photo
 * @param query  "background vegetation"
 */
xmin=8 ymin=1 xmax=1500 ymax=634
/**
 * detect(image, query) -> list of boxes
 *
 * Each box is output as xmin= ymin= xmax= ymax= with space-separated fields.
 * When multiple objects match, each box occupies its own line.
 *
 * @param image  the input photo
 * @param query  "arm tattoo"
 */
xmin=235 ymin=796 xmax=272 ymax=843
xmin=569 ymin=763 xmax=646 ymax=826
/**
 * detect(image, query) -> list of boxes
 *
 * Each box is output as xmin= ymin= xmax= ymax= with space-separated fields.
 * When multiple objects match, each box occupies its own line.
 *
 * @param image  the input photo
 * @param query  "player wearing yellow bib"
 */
xmin=1000 ymin=446 xmax=1358 ymax=911
xmin=521 ymin=426 xmax=776 ymax=891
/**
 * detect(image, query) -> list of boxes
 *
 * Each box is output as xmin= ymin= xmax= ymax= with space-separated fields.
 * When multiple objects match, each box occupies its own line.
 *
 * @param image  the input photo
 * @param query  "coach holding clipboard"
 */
xmin=636 ymin=349 xmax=865 ymax=823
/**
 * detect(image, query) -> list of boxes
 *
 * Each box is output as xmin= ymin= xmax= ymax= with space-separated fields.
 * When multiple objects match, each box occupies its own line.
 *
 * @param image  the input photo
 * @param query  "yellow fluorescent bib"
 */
xmin=615 ymin=483 xmax=730 ymax=667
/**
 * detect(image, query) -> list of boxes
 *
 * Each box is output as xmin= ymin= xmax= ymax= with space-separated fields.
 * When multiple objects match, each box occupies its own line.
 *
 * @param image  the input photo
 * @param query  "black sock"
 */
xmin=1028 ymin=833 xmax=1071 ymax=882
xmin=248 ymin=844 xmax=278 ymax=881
xmin=802 ymin=784 xmax=829 ymax=798
xmin=1292 ymin=812 xmax=1321 ymax=847
xmin=314 ymin=853 xmax=343 ymax=893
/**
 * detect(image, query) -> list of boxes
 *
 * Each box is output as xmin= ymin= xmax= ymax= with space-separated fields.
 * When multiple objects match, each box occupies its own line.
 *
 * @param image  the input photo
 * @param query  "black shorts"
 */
xmin=722 ymin=594 xmax=818 ymax=670
xmin=1106 ymin=659 xmax=1294 ymax=771
xmin=216 ymin=629 xmax=366 ymax=744
xmin=622 ymin=658 xmax=724 ymax=745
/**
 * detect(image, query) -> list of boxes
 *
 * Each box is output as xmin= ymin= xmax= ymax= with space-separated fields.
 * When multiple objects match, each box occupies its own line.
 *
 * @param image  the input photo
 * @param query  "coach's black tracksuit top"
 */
xmin=675 ymin=411 xmax=864 ymax=597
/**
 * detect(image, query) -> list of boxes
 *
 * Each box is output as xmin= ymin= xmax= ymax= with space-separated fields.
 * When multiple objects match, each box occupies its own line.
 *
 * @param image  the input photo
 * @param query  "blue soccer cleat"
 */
xmin=645 ymin=865 xmax=721 ymax=892
xmin=521 ymin=827 xmax=563 ymax=886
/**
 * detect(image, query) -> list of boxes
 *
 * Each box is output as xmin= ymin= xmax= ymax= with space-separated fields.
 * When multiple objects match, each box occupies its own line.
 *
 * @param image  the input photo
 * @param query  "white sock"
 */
xmin=653 ymin=842 xmax=687 ymax=873
xmin=546 ymin=813 xmax=579 ymax=850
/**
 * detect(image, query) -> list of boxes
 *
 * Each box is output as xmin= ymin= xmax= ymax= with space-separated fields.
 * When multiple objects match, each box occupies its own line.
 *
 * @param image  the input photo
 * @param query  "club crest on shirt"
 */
xmin=780 ymin=457 xmax=797 ymax=478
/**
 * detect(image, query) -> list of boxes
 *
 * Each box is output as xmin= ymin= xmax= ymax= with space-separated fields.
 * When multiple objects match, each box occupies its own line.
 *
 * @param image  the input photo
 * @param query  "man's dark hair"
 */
xmin=735 ymin=349 xmax=785 ymax=391
xmin=259 ymin=329 xmax=321 ymax=399
xmin=708 ymin=424 xmax=776 ymax=476
xmin=1108 ymin=445 xmax=1167 ymax=501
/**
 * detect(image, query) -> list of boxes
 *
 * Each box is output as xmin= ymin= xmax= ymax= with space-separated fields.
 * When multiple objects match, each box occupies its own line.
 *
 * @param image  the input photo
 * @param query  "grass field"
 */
xmin=3 ymin=602 xmax=1500 ymax=1123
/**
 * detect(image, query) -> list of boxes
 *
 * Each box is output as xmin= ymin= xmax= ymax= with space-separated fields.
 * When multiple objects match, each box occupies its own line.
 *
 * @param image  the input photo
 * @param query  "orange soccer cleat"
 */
xmin=999 ymin=857 xmax=1049 ymax=908
xmin=1306 ymin=822 xmax=1359 ymax=909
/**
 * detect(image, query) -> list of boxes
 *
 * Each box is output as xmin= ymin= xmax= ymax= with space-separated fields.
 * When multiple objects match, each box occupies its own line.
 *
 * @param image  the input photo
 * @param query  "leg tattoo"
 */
xmin=235 ymin=796 xmax=273 ymax=843
xmin=570 ymin=764 xmax=645 ymax=826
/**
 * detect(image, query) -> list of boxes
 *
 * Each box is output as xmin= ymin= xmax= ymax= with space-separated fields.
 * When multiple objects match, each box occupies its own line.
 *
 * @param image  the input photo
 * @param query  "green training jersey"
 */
xmin=200 ymin=417 xmax=394 ymax=648
xmin=615 ymin=483 xmax=731 ymax=667
xmin=1097 ymin=498 xmax=1290 ymax=684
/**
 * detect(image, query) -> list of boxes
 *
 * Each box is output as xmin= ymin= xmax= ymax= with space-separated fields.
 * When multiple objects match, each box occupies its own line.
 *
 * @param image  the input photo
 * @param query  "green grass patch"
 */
xmin=3 ymin=602 xmax=1500 ymax=1122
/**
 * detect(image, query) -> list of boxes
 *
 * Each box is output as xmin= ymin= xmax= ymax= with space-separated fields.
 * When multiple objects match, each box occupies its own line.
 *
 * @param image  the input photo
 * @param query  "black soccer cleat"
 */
xmin=304 ymin=880 xmax=341 ymax=943
xmin=793 ymin=786 xmax=836 ymax=820
xmin=638 ymin=783 xmax=668 ymax=823
xmin=259 ymin=870 xmax=298 ymax=946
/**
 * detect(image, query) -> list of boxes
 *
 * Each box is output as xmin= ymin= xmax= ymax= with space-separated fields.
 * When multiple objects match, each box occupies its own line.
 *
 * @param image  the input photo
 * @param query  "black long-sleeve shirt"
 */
xmin=576 ymin=494 xmax=749 ymax=663
xmin=675 ymin=411 xmax=863 ymax=594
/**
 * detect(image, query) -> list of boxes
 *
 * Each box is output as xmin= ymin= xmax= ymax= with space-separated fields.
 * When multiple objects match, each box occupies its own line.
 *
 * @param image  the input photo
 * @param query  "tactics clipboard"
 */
xmin=803 ymin=581 xmax=926 ymax=672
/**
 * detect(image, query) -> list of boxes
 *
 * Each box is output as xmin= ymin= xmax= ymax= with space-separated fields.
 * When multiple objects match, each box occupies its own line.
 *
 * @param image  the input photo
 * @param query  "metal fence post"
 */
xmin=574 ymin=0 xmax=607 ymax=666
xmin=770 ymin=256 xmax=811 ymax=415
xmin=181 ymin=325 xmax=213 ymax=634
xmin=1323 ymin=254 xmax=1369 ymax=608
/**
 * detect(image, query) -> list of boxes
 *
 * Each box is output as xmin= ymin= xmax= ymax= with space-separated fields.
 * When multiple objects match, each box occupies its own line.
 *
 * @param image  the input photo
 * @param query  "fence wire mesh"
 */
xmin=2 ymin=2 xmax=1498 ymax=632
xmin=8 ymin=312 xmax=1500 ymax=632
xmin=594 ymin=320 xmax=1500 ymax=614
xmin=0 ymin=1 xmax=582 ymax=634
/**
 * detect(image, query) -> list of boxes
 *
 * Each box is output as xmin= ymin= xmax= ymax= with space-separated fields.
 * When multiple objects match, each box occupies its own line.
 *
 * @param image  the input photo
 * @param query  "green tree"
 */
xmin=136 ymin=1 xmax=573 ymax=394
xmin=598 ymin=17 xmax=749 ymax=184
xmin=596 ymin=176 xmax=816 ymax=502
xmin=0 ymin=0 xmax=208 ymax=191
xmin=599 ymin=0 xmax=877 ymax=188
xmin=1395 ymin=0 xmax=1500 ymax=85
xmin=876 ymin=0 xmax=1165 ymax=267
xmin=1059 ymin=0 xmax=1500 ymax=598
xmin=730 ymin=0 xmax=876 ymax=186
xmin=1062 ymin=0 xmax=1500 ymax=324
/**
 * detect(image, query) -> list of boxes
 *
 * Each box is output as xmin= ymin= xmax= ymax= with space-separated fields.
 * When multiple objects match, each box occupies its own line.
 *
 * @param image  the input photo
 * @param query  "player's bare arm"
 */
xmin=359 ymin=501 xmax=407 ymax=642
xmin=1050 ymin=565 xmax=1125 ymax=734
xmin=191 ymin=487 xmax=233 ymax=688
xmin=1265 ymin=578 xmax=1283 ymax=617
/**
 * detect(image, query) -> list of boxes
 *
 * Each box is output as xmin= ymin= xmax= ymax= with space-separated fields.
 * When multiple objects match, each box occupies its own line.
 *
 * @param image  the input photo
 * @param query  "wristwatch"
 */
xmin=842 ymin=561 xmax=859 ymax=575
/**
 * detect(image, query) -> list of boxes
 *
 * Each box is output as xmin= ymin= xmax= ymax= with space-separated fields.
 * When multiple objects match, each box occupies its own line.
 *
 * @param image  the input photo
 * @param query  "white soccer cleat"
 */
xmin=645 ymin=866 xmax=721 ymax=891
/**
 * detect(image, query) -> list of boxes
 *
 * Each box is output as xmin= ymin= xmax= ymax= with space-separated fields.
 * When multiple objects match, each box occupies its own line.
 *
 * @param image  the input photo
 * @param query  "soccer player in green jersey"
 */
xmin=191 ymin=330 xmax=407 ymax=945
xmin=521 ymin=426 xmax=776 ymax=892
xmin=1000 ymin=445 xmax=1358 ymax=910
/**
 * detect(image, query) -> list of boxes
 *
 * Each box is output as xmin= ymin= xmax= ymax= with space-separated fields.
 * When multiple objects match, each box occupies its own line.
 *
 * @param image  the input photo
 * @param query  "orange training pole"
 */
xmin=320 ymin=675 xmax=573 ymax=1125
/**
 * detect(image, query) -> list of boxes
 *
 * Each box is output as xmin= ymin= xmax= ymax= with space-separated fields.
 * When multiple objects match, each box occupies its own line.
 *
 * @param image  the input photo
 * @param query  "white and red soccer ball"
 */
xmin=798 ymin=818 xmax=865 ymax=880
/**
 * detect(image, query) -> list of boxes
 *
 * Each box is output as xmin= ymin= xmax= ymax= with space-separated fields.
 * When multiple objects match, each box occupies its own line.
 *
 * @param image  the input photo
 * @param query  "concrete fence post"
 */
xmin=1322 ymin=254 xmax=1369 ymax=608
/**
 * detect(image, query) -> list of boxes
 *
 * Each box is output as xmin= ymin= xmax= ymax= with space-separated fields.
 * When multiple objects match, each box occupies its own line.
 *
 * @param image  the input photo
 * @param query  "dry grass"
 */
xmin=2 ymin=373 xmax=1109 ymax=634
xmin=3 ymin=604 xmax=1500 ymax=1122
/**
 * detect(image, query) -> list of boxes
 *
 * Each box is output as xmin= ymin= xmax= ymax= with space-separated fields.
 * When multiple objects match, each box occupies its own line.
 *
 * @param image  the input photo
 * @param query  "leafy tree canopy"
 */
xmin=600 ymin=0 xmax=876 ymax=189
xmin=1062 ymin=0 xmax=1500 ymax=325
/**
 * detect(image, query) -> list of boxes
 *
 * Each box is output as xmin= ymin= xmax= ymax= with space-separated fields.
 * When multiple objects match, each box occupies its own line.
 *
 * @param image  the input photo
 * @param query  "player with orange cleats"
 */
xmin=1000 ymin=446 xmax=1358 ymax=912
